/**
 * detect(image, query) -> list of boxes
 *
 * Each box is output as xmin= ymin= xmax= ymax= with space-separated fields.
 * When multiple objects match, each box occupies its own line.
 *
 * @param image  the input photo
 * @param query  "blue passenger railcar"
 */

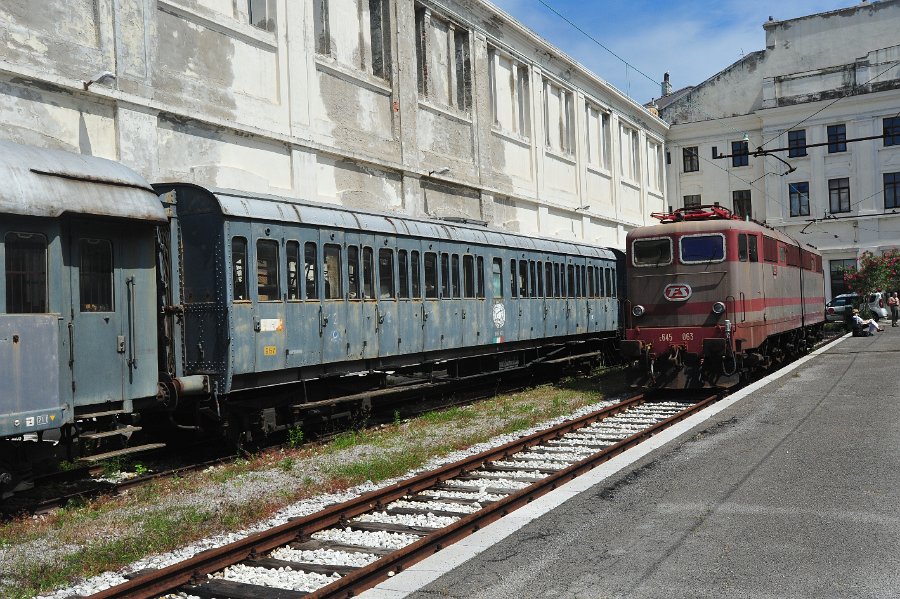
xmin=0 ymin=141 xmax=165 ymax=473
xmin=154 ymin=184 xmax=620 ymax=420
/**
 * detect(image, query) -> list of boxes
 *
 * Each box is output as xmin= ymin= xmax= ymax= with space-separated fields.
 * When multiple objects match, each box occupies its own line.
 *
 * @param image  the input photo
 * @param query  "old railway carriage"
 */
xmin=0 ymin=141 xmax=164 ymax=481
xmin=619 ymin=206 xmax=825 ymax=388
xmin=154 ymin=184 xmax=622 ymax=438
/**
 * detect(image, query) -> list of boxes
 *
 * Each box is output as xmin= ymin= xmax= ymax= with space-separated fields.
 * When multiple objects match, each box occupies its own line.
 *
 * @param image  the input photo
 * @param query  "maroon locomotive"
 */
xmin=619 ymin=205 xmax=825 ymax=388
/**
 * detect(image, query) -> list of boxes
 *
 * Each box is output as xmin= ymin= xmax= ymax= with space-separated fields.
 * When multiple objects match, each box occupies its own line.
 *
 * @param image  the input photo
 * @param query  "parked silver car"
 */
xmin=825 ymin=292 xmax=889 ymax=322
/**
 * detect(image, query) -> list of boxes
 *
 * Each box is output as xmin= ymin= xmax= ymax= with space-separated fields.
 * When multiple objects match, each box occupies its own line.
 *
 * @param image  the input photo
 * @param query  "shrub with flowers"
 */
xmin=841 ymin=251 xmax=900 ymax=317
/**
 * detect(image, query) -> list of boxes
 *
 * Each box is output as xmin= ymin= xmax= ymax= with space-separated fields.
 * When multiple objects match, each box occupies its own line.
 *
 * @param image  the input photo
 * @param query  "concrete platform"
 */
xmin=360 ymin=329 xmax=900 ymax=598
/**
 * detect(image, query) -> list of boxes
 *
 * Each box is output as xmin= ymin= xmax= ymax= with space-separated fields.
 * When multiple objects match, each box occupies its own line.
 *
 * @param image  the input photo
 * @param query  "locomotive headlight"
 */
xmin=632 ymin=304 xmax=646 ymax=317
xmin=712 ymin=301 xmax=727 ymax=315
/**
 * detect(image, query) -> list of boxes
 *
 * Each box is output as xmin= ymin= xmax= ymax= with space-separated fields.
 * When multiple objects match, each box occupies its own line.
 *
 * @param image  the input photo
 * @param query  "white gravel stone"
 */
xmin=444 ymin=477 xmax=528 ymax=490
xmin=269 ymin=546 xmax=378 ymax=567
xmin=493 ymin=459 xmax=566 ymax=470
xmin=213 ymin=563 xmax=339 ymax=592
xmin=355 ymin=511 xmax=459 ymax=528
xmin=312 ymin=527 xmax=419 ymax=550
xmin=471 ymin=469 xmax=546 ymax=480
xmin=418 ymin=489 xmax=505 ymax=502
xmin=388 ymin=499 xmax=480 ymax=514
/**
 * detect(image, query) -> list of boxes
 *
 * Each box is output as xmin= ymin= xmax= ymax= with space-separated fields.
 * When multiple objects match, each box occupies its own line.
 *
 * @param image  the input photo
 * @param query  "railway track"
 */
xmin=81 ymin=391 xmax=720 ymax=599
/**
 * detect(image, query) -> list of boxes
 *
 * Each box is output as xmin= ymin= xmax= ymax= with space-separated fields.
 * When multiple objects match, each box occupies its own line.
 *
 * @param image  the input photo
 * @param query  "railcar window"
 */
xmin=476 ymin=256 xmax=485 ymax=298
xmin=738 ymin=234 xmax=748 ymax=262
xmin=257 ymin=240 xmax=280 ymax=301
xmin=555 ymin=263 xmax=562 ymax=297
xmin=379 ymin=248 xmax=394 ymax=298
xmin=763 ymin=236 xmax=778 ymax=263
xmin=611 ymin=269 xmax=617 ymax=297
xmin=451 ymin=254 xmax=461 ymax=298
xmin=528 ymin=262 xmax=536 ymax=297
xmin=362 ymin=247 xmax=374 ymax=299
xmin=779 ymin=245 xmax=787 ymax=264
xmin=324 ymin=244 xmax=342 ymax=300
xmin=411 ymin=251 xmax=422 ymax=299
xmin=79 ymin=239 xmax=113 ymax=312
xmin=492 ymin=257 xmax=503 ymax=298
xmin=545 ymin=262 xmax=553 ymax=297
xmin=596 ymin=267 xmax=602 ymax=297
xmin=567 ymin=265 xmax=575 ymax=298
xmin=398 ymin=250 xmax=409 ymax=299
xmin=232 ymin=237 xmax=248 ymax=301
xmin=348 ymin=245 xmax=360 ymax=299
xmin=605 ymin=268 xmax=613 ymax=298
xmin=518 ymin=260 xmax=528 ymax=297
xmin=305 ymin=242 xmax=318 ymax=299
xmin=580 ymin=266 xmax=586 ymax=297
xmin=537 ymin=262 xmax=544 ymax=297
xmin=5 ymin=232 xmax=48 ymax=313
xmin=287 ymin=241 xmax=301 ymax=300
xmin=509 ymin=259 xmax=517 ymax=298
xmin=424 ymin=252 xmax=438 ymax=299
xmin=463 ymin=255 xmax=475 ymax=298
xmin=587 ymin=266 xmax=595 ymax=297
xmin=632 ymin=238 xmax=672 ymax=266
xmin=679 ymin=235 xmax=725 ymax=264
xmin=441 ymin=253 xmax=450 ymax=298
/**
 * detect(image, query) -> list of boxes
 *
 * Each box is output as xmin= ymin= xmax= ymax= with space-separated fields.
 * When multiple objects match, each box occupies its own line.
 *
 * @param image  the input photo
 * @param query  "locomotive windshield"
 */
xmin=680 ymin=234 xmax=725 ymax=263
xmin=632 ymin=238 xmax=672 ymax=266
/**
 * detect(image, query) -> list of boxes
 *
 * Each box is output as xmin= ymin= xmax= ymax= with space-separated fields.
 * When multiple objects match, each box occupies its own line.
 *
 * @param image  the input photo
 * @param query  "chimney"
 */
xmin=661 ymin=72 xmax=672 ymax=97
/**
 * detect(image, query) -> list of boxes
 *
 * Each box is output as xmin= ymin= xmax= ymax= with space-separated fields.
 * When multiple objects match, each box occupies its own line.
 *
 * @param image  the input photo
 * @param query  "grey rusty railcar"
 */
xmin=0 ymin=140 xmax=165 ymax=479
xmin=154 ymin=184 xmax=620 ymax=415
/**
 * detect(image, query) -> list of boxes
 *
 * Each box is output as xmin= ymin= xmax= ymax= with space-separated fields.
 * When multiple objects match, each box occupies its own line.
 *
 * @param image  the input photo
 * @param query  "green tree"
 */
xmin=842 ymin=251 xmax=900 ymax=317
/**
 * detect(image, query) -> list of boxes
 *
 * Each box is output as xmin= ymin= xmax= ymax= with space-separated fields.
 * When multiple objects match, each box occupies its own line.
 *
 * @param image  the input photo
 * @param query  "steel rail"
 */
xmin=84 ymin=392 xmax=720 ymax=599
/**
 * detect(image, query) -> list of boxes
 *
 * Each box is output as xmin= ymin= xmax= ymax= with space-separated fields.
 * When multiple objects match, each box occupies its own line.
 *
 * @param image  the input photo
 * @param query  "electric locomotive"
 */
xmin=619 ymin=204 xmax=825 ymax=388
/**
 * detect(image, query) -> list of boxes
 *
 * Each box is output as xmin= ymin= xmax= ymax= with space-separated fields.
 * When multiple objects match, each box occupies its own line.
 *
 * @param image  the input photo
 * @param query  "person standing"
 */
xmin=890 ymin=292 xmax=899 ymax=327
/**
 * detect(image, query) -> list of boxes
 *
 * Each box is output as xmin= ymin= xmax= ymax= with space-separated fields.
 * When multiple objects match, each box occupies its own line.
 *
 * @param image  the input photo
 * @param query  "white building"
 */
xmin=0 ymin=0 xmax=667 ymax=248
xmin=660 ymin=0 xmax=900 ymax=299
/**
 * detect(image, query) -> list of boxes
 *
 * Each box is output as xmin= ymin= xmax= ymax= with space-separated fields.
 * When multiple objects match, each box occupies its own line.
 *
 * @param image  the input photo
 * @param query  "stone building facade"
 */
xmin=661 ymin=0 xmax=900 ymax=299
xmin=0 ymin=0 xmax=667 ymax=247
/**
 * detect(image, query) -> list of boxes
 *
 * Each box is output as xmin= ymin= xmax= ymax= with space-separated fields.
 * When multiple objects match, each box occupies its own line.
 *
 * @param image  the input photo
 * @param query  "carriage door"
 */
xmin=68 ymin=224 xmax=156 ymax=407
xmin=395 ymin=239 xmax=424 ymax=355
xmin=252 ymin=224 xmax=286 ymax=372
xmin=319 ymin=230 xmax=348 ymax=365
xmin=375 ymin=239 xmax=400 ymax=357
xmin=284 ymin=231 xmax=321 ymax=369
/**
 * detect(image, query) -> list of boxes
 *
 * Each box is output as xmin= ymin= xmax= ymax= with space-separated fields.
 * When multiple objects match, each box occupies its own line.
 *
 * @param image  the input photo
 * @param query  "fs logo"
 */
xmin=663 ymin=283 xmax=692 ymax=302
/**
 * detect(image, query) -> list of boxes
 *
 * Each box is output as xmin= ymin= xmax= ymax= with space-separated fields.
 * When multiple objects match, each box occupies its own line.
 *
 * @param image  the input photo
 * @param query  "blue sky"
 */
xmin=491 ymin=0 xmax=860 ymax=103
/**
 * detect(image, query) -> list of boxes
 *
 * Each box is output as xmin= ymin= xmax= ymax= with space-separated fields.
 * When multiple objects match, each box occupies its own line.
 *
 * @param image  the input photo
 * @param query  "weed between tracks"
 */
xmin=0 ymin=368 xmax=623 ymax=599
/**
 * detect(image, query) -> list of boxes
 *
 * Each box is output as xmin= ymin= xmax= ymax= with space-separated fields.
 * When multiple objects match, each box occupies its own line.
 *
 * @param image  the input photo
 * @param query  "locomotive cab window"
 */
xmin=79 ymin=239 xmax=113 ymax=312
xmin=738 ymin=234 xmax=759 ymax=263
xmin=256 ymin=239 xmax=280 ymax=301
xmin=679 ymin=234 xmax=725 ymax=264
xmin=232 ymin=237 xmax=249 ymax=301
xmin=632 ymin=237 xmax=672 ymax=267
xmin=5 ymin=232 xmax=48 ymax=313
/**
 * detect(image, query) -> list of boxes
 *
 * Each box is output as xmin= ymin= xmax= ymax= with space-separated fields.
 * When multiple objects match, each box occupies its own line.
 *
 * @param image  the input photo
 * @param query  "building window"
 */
xmin=733 ymin=190 xmax=751 ymax=219
xmin=620 ymin=124 xmax=641 ymax=181
xmin=731 ymin=140 xmax=749 ymax=167
xmin=789 ymin=182 xmax=810 ymax=217
xmin=885 ymin=172 xmax=900 ymax=210
xmin=415 ymin=7 xmax=471 ymax=110
xmin=544 ymin=79 xmax=574 ymax=154
xmin=5 ymin=232 xmax=48 ymax=313
xmin=682 ymin=146 xmax=699 ymax=173
xmin=585 ymin=104 xmax=611 ymax=170
xmin=315 ymin=0 xmax=392 ymax=81
xmin=828 ymin=177 xmax=851 ymax=213
xmin=647 ymin=141 xmax=662 ymax=190
xmin=827 ymin=124 xmax=846 ymax=153
xmin=830 ymin=258 xmax=856 ymax=298
xmin=683 ymin=194 xmax=701 ymax=208
xmin=788 ymin=130 xmax=807 ymax=158
xmin=248 ymin=0 xmax=276 ymax=32
xmin=79 ymin=239 xmax=113 ymax=312
xmin=884 ymin=117 xmax=900 ymax=147
xmin=489 ymin=48 xmax=530 ymax=137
